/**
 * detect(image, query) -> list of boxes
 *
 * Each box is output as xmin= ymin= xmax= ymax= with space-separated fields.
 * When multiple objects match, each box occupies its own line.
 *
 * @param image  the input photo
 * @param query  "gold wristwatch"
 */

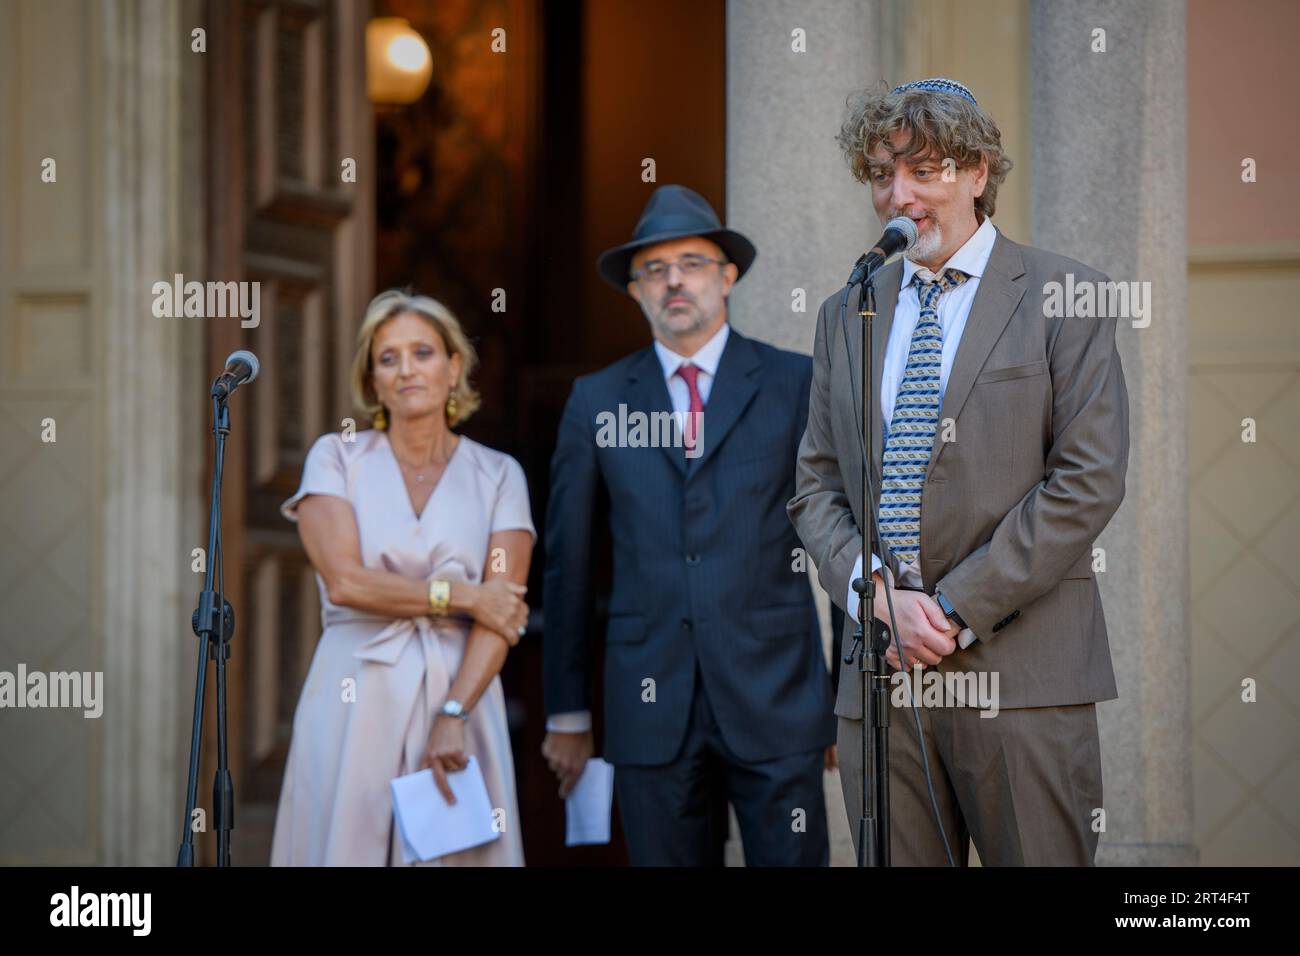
xmin=428 ymin=579 xmax=451 ymax=614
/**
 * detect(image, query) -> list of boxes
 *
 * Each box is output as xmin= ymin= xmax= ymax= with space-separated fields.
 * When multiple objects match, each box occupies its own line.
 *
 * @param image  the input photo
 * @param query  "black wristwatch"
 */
xmin=935 ymin=591 xmax=967 ymax=630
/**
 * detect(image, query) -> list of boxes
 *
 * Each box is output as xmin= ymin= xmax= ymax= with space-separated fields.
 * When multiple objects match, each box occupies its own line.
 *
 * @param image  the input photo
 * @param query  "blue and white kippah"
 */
xmin=890 ymin=77 xmax=978 ymax=106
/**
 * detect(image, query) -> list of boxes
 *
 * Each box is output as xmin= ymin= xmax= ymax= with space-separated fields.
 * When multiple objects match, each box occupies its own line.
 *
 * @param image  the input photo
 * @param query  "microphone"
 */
xmin=846 ymin=216 xmax=919 ymax=286
xmin=211 ymin=350 xmax=260 ymax=400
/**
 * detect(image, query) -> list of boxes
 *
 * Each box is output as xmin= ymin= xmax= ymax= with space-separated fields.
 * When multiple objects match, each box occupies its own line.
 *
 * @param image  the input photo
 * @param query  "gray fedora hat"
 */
xmin=596 ymin=184 xmax=757 ymax=290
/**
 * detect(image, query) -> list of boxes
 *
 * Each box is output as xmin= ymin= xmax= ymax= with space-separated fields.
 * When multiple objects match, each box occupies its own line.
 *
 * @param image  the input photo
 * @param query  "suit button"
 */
xmin=685 ymin=553 xmax=700 ymax=565
xmin=680 ymin=618 xmax=692 ymax=631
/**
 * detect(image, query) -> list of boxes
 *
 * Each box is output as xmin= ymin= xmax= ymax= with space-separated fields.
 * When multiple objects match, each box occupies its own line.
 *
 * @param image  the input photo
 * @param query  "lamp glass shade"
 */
xmin=366 ymin=17 xmax=433 ymax=106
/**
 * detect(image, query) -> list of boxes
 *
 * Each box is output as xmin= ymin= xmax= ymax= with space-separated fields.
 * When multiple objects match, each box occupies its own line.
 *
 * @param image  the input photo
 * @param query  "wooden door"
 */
xmin=204 ymin=0 xmax=374 ymax=865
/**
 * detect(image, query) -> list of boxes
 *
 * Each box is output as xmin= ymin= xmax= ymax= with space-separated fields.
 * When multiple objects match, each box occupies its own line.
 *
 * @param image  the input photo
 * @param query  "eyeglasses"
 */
xmin=631 ymin=254 xmax=728 ymax=284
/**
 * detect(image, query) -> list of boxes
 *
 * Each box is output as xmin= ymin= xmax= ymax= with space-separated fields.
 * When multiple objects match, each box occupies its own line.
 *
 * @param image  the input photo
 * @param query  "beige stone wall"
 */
xmin=0 ymin=0 xmax=206 ymax=864
xmin=1187 ymin=245 xmax=1300 ymax=863
xmin=1185 ymin=0 xmax=1300 ymax=866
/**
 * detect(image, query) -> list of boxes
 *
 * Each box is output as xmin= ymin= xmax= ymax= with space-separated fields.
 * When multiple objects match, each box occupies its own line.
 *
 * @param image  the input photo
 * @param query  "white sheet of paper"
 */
xmin=565 ymin=757 xmax=615 ymax=847
xmin=390 ymin=756 xmax=500 ymax=863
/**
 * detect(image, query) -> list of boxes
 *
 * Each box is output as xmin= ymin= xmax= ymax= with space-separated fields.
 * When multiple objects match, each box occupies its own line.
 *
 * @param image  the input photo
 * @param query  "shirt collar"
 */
xmin=901 ymin=215 xmax=998 ymax=289
xmin=653 ymin=321 xmax=730 ymax=381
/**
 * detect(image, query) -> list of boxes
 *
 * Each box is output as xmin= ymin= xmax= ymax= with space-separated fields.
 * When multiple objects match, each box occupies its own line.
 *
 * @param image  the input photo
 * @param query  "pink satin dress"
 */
xmin=270 ymin=429 xmax=534 ymax=866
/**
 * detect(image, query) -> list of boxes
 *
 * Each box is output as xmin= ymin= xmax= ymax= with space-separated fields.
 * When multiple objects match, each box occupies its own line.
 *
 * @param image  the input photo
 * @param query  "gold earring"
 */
xmin=373 ymin=407 xmax=388 ymax=431
xmin=445 ymin=396 xmax=458 ymax=423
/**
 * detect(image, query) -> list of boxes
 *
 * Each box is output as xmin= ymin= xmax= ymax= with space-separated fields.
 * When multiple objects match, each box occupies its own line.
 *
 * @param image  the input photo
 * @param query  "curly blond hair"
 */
xmin=349 ymin=289 xmax=481 ymax=428
xmin=836 ymin=82 xmax=1013 ymax=220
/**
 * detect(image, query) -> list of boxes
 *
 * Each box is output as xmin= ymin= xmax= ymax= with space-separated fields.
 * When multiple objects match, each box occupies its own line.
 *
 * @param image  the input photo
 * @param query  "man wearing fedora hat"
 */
xmin=541 ymin=184 xmax=836 ymax=866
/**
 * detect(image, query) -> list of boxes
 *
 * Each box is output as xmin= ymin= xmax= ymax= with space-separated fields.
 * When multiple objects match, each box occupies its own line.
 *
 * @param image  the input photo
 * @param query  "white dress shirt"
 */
xmin=547 ymin=323 xmax=732 ymax=734
xmin=848 ymin=216 xmax=998 ymax=651
xmin=656 ymin=320 xmax=729 ymax=412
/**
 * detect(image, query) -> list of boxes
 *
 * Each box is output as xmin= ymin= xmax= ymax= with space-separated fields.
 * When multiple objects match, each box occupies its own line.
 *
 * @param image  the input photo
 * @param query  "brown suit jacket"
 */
xmin=788 ymin=228 xmax=1129 ymax=716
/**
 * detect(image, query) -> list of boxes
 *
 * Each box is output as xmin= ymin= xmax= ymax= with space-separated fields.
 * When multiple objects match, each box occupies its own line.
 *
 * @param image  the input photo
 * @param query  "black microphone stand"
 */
xmin=840 ymin=278 xmax=894 ymax=867
xmin=838 ymin=265 xmax=957 ymax=869
xmin=177 ymin=391 xmax=238 ymax=866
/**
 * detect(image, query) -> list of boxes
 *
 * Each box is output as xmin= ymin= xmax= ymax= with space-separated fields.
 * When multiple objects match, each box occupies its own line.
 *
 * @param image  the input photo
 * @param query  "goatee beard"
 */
xmin=905 ymin=220 xmax=943 ymax=265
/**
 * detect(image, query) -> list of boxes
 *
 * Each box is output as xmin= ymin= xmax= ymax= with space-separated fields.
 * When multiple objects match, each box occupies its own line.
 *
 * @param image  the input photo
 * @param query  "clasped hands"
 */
xmin=867 ymin=570 xmax=960 ymax=671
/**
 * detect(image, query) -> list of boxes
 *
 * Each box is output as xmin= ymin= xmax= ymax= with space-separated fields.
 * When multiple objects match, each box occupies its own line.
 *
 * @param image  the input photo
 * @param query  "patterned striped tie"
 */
xmin=877 ymin=267 xmax=969 ymax=564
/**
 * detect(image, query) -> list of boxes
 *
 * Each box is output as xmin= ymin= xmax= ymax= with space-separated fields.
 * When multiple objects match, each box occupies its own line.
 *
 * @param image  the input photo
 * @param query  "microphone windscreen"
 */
xmin=885 ymin=216 xmax=919 ymax=250
xmin=224 ymin=349 xmax=260 ymax=384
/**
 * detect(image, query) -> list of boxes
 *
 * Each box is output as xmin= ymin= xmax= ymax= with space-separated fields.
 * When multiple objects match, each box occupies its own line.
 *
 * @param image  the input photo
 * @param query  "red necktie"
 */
xmin=675 ymin=362 xmax=704 ymax=454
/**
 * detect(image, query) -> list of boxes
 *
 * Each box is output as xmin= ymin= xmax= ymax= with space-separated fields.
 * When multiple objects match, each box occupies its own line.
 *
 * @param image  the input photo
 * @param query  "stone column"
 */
xmin=1029 ymin=0 xmax=1196 ymax=865
xmin=727 ymin=0 xmax=885 ymax=353
xmin=98 ymin=0 xmax=207 ymax=864
xmin=727 ymin=0 xmax=889 ymax=866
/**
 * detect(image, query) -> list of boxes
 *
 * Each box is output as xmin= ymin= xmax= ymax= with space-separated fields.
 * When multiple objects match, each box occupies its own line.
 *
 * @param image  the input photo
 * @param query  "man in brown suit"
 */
xmin=788 ymin=78 xmax=1129 ymax=865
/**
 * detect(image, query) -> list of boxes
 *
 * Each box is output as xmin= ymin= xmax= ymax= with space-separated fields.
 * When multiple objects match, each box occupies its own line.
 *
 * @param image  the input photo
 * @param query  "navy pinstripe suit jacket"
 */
xmin=543 ymin=327 xmax=836 ymax=766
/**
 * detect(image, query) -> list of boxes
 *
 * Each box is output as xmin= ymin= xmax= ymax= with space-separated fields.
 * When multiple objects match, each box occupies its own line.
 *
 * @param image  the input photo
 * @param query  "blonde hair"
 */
xmin=349 ymin=289 xmax=481 ymax=428
xmin=837 ymin=82 xmax=1013 ymax=221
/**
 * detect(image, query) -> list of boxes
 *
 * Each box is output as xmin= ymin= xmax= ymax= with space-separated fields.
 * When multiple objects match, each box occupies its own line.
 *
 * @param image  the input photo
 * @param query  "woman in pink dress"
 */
xmin=271 ymin=290 xmax=535 ymax=866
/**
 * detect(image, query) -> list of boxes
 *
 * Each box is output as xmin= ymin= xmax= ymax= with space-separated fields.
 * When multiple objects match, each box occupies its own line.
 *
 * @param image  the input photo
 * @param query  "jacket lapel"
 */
xmin=869 ymin=265 xmax=902 ymax=483
xmin=838 ymin=264 xmax=903 ymax=487
xmin=828 ymin=268 xmax=900 ymax=558
xmin=926 ymin=230 xmax=1026 ymax=473
xmin=688 ymin=328 xmax=761 ymax=475
xmin=624 ymin=347 xmax=686 ymax=479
